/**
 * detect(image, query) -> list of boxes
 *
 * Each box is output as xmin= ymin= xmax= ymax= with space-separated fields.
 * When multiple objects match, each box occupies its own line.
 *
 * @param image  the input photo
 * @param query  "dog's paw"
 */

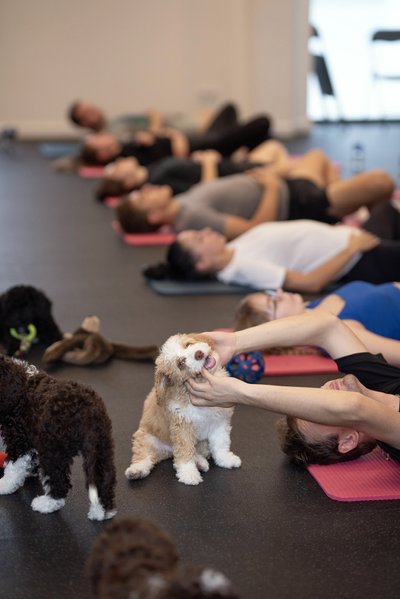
xmin=175 ymin=462 xmax=203 ymax=485
xmin=88 ymin=504 xmax=117 ymax=521
xmin=195 ymin=454 xmax=209 ymax=472
xmin=125 ymin=459 xmax=152 ymax=480
xmin=31 ymin=495 xmax=65 ymax=514
xmin=214 ymin=452 xmax=242 ymax=469
xmin=0 ymin=478 xmax=21 ymax=495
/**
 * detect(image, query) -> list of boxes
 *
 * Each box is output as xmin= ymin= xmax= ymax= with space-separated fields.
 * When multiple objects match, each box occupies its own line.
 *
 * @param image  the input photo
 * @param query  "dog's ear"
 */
xmin=154 ymin=366 xmax=172 ymax=406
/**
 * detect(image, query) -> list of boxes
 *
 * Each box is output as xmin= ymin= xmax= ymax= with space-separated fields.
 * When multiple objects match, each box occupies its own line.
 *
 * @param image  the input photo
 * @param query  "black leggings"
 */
xmin=203 ymin=103 xmax=239 ymax=135
xmin=188 ymin=115 xmax=271 ymax=157
xmin=340 ymin=203 xmax=400 ymax=284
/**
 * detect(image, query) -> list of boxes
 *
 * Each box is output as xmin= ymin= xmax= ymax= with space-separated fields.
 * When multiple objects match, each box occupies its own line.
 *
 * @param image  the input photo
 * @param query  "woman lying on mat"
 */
xmin=143 ymin=201 xmax=400 ymax=294
xmin=79 ymin=112 xmax=271 ymax=167
xmin=96 ymin=139 xmax=287 ymax=200
xmin=234 ymin=282 xmax=400 ymax=367
xmin=69 ymin=100 xmax=241 ymax=136
xmin=69 ymin=100 xmax=165 ymax=135
xmin=115 ymin=148 xmax=394 ymax=238
xmin=187 ymin=311 xmax=400 ymax=465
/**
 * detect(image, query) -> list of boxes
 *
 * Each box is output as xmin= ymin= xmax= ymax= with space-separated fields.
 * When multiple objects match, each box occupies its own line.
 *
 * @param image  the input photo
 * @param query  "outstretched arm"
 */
xmin=205 ymin=311 xmax=368 ymax=366
xmin=187 ymin=369 xmax=400 ymax=447
xmin=283 ymin=231 xmax=379 ymax=293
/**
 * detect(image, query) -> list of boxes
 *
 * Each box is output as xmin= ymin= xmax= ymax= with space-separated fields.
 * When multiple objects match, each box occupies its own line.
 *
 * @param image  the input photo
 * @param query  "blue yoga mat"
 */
xmin=148 ymin=279 xmax=256 ymax=296
xmin=39 ymin=142 xmax=80 ymax=158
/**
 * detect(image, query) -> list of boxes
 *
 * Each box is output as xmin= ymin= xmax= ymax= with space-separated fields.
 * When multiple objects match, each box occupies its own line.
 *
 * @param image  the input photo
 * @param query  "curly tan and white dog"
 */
xmin=125 ymin=333 xmax=241 ymax=485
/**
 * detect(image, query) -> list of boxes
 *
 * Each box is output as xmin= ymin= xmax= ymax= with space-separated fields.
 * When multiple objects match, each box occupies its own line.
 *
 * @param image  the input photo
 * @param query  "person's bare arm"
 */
xmin=191 ymin=150 xmax=222 ymax=182
xmin=222 ymin=172 xmax=282 ymax=239
xmin=187 ymin=370 xmax=400 ymax=448
xmin=283 ymin=231 xmax=379 ymax=293
xmin=158 ymin=128 xmax=189 ymax=158
xmin=342 ymin=320 xmax=400 ymax=367
xmin=203 ymin=311 xmax=367 ymax=366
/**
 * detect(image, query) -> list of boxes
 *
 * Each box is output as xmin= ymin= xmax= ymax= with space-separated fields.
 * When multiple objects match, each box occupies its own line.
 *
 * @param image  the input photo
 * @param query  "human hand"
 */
xmin=347 ymin=231 xmax=380 ymax=253
xmin=135 ymin=131 xmax=156 ymax=145
xmin=246 ymin=167 xmax=280 ymax=186
xmin=202 ymin=330 xmax=238 ymax=366
xmin=191 ymin=149 xmax=222 ymax=164
xmin=187 ymin=368 xmax=243 ymax=407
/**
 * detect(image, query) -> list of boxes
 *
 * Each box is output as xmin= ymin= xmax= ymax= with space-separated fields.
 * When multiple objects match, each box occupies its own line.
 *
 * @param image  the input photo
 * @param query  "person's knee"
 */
xmin=306 ymin=148 xmax=327 ymax=162
xmin=369 ymin=169 xmax=395 ymax=199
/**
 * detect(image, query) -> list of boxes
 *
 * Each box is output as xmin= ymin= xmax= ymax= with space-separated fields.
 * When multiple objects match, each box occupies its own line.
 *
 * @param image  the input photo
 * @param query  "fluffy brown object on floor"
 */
xmin=87 ymin=517 xmax=241 ymax=598
xmin=43 ymin=315 xmax=158 ymax=365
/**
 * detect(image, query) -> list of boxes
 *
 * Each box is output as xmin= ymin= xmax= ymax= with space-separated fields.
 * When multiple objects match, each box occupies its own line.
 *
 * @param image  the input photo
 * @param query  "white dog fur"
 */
xmin=125 ymin=333 xmax=241 ymax=485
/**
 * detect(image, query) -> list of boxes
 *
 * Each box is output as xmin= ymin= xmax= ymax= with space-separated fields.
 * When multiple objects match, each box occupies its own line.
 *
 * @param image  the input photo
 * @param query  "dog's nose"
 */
xmin=195 ymin=350 xmax=204 ymax=361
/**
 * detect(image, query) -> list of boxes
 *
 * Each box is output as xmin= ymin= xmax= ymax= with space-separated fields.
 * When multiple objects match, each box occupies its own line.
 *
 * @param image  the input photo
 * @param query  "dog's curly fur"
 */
xmin=0 ymin=285 xmax=62 ymax=356
xmin=87 ymin=517 xmax=241 ymax=599
xmin=125 ymin=333 xmax=241 ymax=486
xmin=0 ymin=354 xmax=116 ymax=519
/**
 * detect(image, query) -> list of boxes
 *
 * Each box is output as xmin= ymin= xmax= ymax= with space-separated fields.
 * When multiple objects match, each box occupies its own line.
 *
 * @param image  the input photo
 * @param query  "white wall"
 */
xmin=0 ymin=0 xmax=310 ymax=138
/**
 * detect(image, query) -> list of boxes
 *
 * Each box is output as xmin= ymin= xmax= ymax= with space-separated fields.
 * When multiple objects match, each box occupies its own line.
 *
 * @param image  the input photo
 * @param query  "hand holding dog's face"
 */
xmin=154 ymin=333 xmax=220 ymax=405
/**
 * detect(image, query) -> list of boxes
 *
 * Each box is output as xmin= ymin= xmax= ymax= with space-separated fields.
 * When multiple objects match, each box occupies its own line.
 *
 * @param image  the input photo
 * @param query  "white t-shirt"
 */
xmin=217 ymin=220 xmax=361 ymax=289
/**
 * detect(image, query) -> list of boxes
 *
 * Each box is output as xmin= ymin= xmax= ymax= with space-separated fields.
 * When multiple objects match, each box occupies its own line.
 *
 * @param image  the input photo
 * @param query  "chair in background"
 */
xmin=370 ymin=30 xmax=400 ymax=119
xmin=309 ymin=25 xmax=343 ymax=121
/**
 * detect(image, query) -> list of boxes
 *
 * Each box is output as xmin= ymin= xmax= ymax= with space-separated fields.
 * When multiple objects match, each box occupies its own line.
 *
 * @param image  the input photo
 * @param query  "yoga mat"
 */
xmin=0 ymin=452 xmax=7 ymax=468
xmin=39 ymin=142 xmax=80 ymax=158
xmin=148 ymin=279 xmax=256 ymax=296
xmin=78 ymin=166 xmax=105 ymax=178
xmin=104 ymin=196 xmax=122 ymax=208
xmin=307 ymin=447 xmax=400 ymax=502
xmin=263 ymin=353 xmax=337 ymax=375
xmin=112 ymin=221 xmax=176 ymax=245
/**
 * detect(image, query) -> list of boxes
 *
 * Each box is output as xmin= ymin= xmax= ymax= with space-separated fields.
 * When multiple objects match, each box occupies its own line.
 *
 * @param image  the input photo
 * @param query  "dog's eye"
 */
xmin=177 ymin=357 xmax=186 ymax=369
xmin=184 ymin=341 xmax=193 ymax=348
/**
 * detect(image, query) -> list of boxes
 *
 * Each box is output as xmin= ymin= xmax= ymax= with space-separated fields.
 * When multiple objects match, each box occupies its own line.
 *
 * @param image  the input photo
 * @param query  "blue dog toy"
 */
xmin=226 ymin=351 xmax=264 ymax=383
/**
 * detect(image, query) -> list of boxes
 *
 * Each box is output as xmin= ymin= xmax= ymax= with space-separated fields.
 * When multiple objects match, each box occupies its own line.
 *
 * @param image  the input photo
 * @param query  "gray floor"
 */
xmin=1 ymin=124 xmax=400 ymax=599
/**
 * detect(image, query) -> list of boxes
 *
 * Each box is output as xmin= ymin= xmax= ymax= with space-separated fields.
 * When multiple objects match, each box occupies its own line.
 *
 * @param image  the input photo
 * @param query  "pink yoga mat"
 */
xmin=263 ymin=353 xmax=337 ymax=376
xmin=78 ymin=166 xmax=105 ymax=178
xmin=104 ymin=196 xmax=121 ymax=208
xmin=112 ymin=220 xmax=176 ymax=246
xmin=308 ymin=447 xmax=400 ymax=501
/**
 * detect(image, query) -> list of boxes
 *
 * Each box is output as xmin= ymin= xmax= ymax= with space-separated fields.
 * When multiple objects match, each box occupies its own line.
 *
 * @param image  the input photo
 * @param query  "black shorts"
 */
xmin=285 ymin=178 xmax=338 ymax=224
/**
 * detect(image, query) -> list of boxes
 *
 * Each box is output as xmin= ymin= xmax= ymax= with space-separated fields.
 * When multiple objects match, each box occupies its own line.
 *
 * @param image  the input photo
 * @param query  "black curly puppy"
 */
xmin=87 ymin=517 xmax=240 ymax=598
xmin=0 ymin=355 xmax=116 ymax=520
xmin=0 ymin=285 xmax=62 ymax=357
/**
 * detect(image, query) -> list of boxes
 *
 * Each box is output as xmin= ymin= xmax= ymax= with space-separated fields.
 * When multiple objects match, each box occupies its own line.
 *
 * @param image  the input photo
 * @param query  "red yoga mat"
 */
xmin=263 ymin=353 xmax=337 ymax=376
xmin=112 ymin=220 xmax=176 ymax=246
xmin=308 ymin=447 xmax=400 ymax=501
xmin=104 ymin=196 xmax=122 ymax=208
xmin=78 ymin=166 xmax=105 ymax=178
xmin=0 ymin=452 xmax=7 ymax=468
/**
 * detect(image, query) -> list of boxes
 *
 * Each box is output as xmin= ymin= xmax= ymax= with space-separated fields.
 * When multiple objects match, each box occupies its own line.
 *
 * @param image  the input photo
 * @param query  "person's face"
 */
xmin=295 ymin=377 xmax=375 ymax=451
xmin=86 ymin=133 xmax=120 ymax=163
xmin=105 ymin=157 xmax=139 ymax=185
xmin=75 ymin=101 xmax=105 ymax=130
xmin=177 ymin=228 xmax=227 ymax=273
xmin=128 ymin=184 xmax=172 ymax=213
xmin=247 ymin=289 xmax=305 ymax=321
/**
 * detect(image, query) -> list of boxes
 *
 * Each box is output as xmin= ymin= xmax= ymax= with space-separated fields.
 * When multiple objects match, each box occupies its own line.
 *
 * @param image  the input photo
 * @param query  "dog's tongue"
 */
xmin=204 ymin=356 xmax=216 ymax=371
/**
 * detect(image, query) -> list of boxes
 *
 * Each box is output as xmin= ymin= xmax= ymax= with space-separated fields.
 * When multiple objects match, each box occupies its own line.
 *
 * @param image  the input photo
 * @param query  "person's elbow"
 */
xmin=283 ymin=271 xmax=324 ymax=294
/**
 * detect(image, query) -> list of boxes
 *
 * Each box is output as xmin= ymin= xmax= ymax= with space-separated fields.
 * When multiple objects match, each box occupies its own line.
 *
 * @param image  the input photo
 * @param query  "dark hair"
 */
xmin=79 ymin=144 xmax=118 ymax=167
xmin=143 ymin=240 xmax=214 ymax=282
xmin=68 ymin=101 xmax=82 ymax=127
xmin=277 ymin=416 xmax=377 ymax=466
xmin=116 ymin=198 xmax=159 ymax=233
xmin=95 ymin=178 xmax=132 ymax=202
